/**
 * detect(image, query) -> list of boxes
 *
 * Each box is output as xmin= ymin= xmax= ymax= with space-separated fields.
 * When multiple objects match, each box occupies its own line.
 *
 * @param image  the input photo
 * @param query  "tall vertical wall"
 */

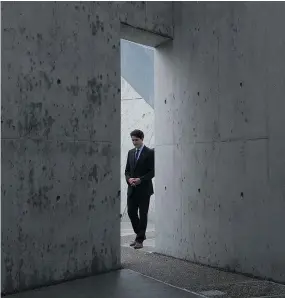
xmin=1 ymin=2 xmax=173 ymax=294
xmin=155 ymin=2 xmax=285 ymax=282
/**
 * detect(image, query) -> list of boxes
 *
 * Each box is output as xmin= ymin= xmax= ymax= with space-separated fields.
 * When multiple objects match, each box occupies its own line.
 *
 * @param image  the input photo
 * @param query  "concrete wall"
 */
xmin=1 ymin=2 xmax=173 ymax=294
xmin=121 ymin=39 xmax=154 ymax=108
xmin=4 ymin=0 xmax=285 ymax=291
xmin=120 ymin=77 xmax=155 ymax=222
xmin=155 ymin=2 xmax=285 ymax=282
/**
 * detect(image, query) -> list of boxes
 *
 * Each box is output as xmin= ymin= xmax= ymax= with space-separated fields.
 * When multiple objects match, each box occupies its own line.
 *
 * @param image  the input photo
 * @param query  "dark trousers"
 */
xmin=127 ymin=191 xmax=150 ymax=243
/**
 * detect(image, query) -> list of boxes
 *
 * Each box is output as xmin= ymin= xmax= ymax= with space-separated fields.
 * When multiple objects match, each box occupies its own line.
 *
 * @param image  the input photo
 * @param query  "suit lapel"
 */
xmin=130 ymin=149 xmax=136 ymax=170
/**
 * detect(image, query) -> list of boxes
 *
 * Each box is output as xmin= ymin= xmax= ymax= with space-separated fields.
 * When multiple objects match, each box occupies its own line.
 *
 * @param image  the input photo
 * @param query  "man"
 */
xmin=125 ymin=129 xmax=155 ymax=249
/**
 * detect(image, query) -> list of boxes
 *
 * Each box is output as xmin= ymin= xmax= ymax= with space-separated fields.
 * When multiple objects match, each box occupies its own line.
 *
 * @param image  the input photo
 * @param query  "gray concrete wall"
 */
xmin=1 ymin=2 xmax=173 ymax=294
xmin=155 ymin=2 xmax=285 ymax=283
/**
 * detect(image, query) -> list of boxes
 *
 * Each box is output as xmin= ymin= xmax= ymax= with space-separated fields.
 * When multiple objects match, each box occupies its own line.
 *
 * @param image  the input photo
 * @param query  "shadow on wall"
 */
xmin=120 ymin=39 xmax=154 ymax=108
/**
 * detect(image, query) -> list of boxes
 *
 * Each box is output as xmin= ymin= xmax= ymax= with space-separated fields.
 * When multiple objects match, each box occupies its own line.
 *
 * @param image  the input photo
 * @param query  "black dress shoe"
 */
xmin=134 ymin=242 xmax=143 ymax=249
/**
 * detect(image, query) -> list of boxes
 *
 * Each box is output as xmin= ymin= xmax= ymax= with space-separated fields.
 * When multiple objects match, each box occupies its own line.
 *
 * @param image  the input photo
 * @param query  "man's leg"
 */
xmin=136 ymin=196 xmax=151 ymax=243
xmin=127 ymin=194 xmax=140 ymax=236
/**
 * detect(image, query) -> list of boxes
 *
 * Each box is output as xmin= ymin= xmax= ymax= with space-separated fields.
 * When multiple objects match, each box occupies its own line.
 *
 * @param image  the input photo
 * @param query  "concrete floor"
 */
xmin=6 ymin=270 xmax=203 ymax=298
xmin=6 ymin=222 xmax=285 ymax=298
xmin=121 ymin=222 xmax=285 ymax=298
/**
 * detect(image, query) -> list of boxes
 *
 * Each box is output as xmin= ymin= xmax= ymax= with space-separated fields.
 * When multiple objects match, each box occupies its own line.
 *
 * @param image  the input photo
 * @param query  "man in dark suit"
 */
xmin=125 ymin=129 xmax=155 ymax=249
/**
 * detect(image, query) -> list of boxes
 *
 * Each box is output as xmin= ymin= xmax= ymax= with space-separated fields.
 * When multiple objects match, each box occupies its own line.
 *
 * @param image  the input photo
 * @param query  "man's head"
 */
xmin=130 ymin=129 xmax=144 ymax=149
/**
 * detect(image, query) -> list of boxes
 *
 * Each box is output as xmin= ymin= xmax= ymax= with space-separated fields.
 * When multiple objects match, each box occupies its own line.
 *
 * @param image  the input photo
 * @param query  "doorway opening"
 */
xmin=120 ymin=38 xmax=156 ymax=253
xmin=119 ymin=23 xmax=172 ymax=259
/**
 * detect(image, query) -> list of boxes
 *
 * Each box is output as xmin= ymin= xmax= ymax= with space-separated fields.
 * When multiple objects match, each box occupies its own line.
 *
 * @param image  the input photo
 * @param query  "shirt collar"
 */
xmin=136 ymin=144 xmax=144 ymax=151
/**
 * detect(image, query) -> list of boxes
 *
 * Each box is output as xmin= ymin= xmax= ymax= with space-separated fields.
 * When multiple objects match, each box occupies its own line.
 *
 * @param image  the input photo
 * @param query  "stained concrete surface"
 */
xmin=155 ymin=1 xmax=285 ymax=282
xmin=3 ymin=1 xmax=285 ymax=294
xmin=1 ymin=1 xmax=173 ymax=294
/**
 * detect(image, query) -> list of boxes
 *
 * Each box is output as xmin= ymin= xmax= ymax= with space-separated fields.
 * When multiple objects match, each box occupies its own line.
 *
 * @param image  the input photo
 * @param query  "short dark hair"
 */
xmin=130 ymin=129 xmax=144 ymax=140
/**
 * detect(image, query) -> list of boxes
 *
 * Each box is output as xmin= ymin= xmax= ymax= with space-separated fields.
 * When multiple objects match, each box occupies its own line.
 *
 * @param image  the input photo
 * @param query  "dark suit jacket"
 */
xmin=125 ymin=146 xmax=155 ymax=199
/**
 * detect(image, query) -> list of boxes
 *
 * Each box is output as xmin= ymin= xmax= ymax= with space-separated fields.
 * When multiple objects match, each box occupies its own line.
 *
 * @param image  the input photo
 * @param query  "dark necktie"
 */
xmin=135 ymin=149 xmax=140 ymax=162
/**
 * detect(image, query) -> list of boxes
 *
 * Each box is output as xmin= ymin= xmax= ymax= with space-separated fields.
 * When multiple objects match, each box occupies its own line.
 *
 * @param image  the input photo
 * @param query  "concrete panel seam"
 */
xmin=120 ymin=22 xmax=173 ymax=40
xmin=155 ymin=136 xmax=269 ymax=146
xmin=1 ymin=137 xmax=113 ymax=144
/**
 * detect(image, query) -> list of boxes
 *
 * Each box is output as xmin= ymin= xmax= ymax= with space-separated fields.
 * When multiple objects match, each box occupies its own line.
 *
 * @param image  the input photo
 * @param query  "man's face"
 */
xmin=131 ymin=136 xmax=143 ymax=148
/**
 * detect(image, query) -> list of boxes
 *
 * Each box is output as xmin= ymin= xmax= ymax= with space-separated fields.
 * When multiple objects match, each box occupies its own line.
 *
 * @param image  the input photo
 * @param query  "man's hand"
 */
xmin=128 ymin=178 xmax=135 ymax=185
xmin=132 ymin=178 xmax=141 ymax=186
xmin=128 ymin=178 xmax=141 ymax=186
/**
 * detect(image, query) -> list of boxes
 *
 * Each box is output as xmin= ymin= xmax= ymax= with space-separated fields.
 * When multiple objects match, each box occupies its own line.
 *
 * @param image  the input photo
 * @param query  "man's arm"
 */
xmin=125 ymin=151 xmax=132 ymax=185
xmin=139 ymin=149 xmax=155 ymax=182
